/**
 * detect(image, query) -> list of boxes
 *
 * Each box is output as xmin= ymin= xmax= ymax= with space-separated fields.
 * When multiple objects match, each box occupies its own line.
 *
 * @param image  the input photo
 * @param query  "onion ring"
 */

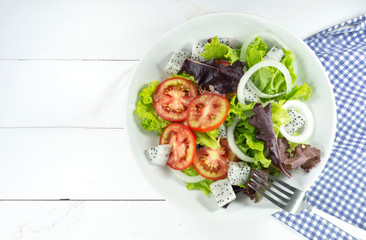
xmin=227 ymin=117 xmax=254 ymax=162
xmin=237 ymin=59 xmax=293 ymax=103
xmin=279 ymin=100 xmax=314 ymax=143
xmin=170 ymin=168 xmax=206 ymax=183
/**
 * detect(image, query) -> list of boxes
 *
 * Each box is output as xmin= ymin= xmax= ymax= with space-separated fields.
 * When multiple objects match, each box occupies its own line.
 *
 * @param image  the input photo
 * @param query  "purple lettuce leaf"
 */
xmin=248 ymin=103 xmax=292 ymax=178
xmin=278 ymin=137 xmax=321 ymax=172
xmin=180 ymin=58 xmax=245 ymax=94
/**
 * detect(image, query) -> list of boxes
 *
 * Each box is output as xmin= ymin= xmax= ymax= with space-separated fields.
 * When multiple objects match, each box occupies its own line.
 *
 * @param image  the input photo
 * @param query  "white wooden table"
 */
xmin=0 ymin=0 xmax=365 ymax=239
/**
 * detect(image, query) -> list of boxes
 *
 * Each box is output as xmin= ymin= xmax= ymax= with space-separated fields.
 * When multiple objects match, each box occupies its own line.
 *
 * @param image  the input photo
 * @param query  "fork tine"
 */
xmin=252 ymin=171 xmax=293 ymax=197
xmin=247 ymin=182 xmax=286 ymax=209
xmin=256 ymin=170 xmax=298 ymax=192
xmin=251 ymin=177 xmax=290 ymax=203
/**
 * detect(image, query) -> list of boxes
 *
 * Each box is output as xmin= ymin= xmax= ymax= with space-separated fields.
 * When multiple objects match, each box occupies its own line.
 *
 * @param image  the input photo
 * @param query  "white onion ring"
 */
xmin=240 ymin=32 xmax=298 ymax=76
xmin=237 ymin=60 xmax=293 ymax=103
xmin=170 ymin=168 xmax=205 ymax=183
xmin=279 ymin=100 xmax=314 ymax=143
xmin=292 ymin=57 xmax=298 ymax=76
xmin=227 ymin=117 xmax=254 ymax=162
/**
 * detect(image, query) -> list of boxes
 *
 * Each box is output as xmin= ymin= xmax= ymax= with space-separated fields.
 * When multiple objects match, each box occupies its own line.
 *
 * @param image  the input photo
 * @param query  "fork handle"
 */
xmin=310 ymin=207 xmax=366 ymax=240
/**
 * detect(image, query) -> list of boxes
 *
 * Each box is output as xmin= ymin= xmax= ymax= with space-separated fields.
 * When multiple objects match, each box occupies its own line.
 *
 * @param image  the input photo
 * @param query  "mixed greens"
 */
xmin=136 ymin=35 xmax=321 ymax=207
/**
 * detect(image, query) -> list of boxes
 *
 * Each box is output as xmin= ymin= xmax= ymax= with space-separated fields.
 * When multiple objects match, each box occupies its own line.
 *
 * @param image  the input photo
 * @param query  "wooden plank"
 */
xmin=0 ymin=128 xmax=161 ymax=199
xmin=0 ymin=0 xmax=365 ymax=60
xmin=0 ymin=201 xmax=305 ymax=239
xmin=0 ymin=60 xmax=136 ymax=128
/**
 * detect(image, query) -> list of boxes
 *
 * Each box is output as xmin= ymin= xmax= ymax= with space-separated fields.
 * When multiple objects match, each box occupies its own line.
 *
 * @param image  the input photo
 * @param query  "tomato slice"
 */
xmin=193 ymin=138 xmax=237 ymax=180
xmin=215 ymin=60 xmax=231 ymax=67
xmin=186 ymin=93 xmax=230 ymax=132
xmin=159 ymin=123 xmax=196 ymax=170
xmin=220 ymin=138 xmax=238 ymax=163
xmin=154 ymin=77 xmax=198 ymax=122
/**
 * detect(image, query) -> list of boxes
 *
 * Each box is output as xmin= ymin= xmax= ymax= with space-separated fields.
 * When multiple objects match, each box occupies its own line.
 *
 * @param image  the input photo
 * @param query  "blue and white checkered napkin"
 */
xmin=273 ymin=14 xmax=366 ymax=240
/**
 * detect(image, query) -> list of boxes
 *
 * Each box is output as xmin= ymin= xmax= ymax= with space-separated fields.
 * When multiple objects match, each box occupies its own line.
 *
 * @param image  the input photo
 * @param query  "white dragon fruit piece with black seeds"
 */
xmin=242 ymin=84 xmax=260 ymax=103
xmin=210 ymin=179 xmax=236 ymax=208
xmin=263 ymin=46 xmax=285 ymax=62
xmin=164 ymin=51 xmax=191 ymax=76
xmin=217 ymin=37 xmax=240 ymax=48
xmin=284 ymin=109 xmax=306 ymax=135
xmin=227 ymin=162 xmax=250 ymax=185
xmin=191 ymin=42 xmax=206 ymax=62
xmin=218 ymin=123 xmax=227 ymax=138
xmin=145 ymin=144 xmax=172 ymax=165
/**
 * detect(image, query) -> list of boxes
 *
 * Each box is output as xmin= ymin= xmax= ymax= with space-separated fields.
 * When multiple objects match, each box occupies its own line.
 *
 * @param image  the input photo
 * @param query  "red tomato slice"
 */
xmin=193 ymin=138 xmax=237 ymax=180
xmin=159 ymin=123 xmax=196 ymax=170
xmin=215 ymin=60 xmax=231 ymax=67
xmin=186 ymin=93 xmax=230 ymax=132
xmin=154 ymin=77 xmax=198 ymax=122
xmin=220 ymin=138 xmax=238 ymax=163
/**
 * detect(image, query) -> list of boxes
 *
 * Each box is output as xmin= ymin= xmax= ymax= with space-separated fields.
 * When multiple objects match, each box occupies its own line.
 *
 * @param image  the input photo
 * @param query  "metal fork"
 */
xmin=248 ymin=170 xmax=366 ymax=240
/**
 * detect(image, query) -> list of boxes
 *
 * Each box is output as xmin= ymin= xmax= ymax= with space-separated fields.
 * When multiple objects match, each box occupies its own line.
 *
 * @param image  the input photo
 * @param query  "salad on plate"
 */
xmin=135 ymin=34 xmax=321 ymax=208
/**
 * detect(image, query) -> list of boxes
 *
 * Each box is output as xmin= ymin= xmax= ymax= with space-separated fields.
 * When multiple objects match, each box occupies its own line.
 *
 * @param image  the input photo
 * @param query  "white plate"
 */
xmin=125 ymin=12 xmax=336 ymax=220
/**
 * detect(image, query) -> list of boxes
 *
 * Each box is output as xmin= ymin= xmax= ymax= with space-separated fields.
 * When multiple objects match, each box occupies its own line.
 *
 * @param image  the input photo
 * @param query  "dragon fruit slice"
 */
xmin=264 ymin=46 xmax=285 ymax=62
xmin=217 ymin=37 xmax=240 ymax=48
xmin=210 ymin=179 xmax=236 ymax=208
xmin=227 ymin=162 xmax=250 ymax=185
xmin=283 ymin=109 xmax=306 ymax=135
xmin=218 ymin=123 xmax=227 ymax=138
xmin=145 ymin=144 xmax=172 ymax=165
xmin=242 ymin=84 xmax=260 ymax=104
xmin=164 ymin=51 xmax=191 ymax=76
xmin=191 ymin=42 xmax=206 ymax=62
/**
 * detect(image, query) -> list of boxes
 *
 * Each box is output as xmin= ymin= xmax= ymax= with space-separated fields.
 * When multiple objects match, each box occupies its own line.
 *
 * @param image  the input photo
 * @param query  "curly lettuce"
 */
xmin=245 ymin=37 xmax=297 ymax=95
xmin=135 ymin=81 xmax=171 ymax=135
xmin=245 ymin=37 xmax=268 ymax=68
xmin=186 ymin=180 xmax=214 ymax=195
xmin=194 ymin=128 xmax=220 ymax=150
xmin=274 ymin=83 xmax=312 ymax=101
xmin=270 ymin=100 xmax=291 ymax=136
xmin=234 ymin=119 xmax=271 ymax=168
xmin=169 ymin=72 xmax=197 ymax=86
xmin=201 ymin=36 xmax=241 ymax=64
xmin=227 ymin=96 xmax=291 ymax=168
xmin=182 ymin=165 xmax=214 ymax=195
xmin=226 ymin=95 xmax=256 ymax=126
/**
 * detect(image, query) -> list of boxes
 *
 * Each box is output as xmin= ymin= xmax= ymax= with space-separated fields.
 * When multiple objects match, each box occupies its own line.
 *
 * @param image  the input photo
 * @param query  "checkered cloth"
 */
xmin=273 ymin=14 xmax=366 ymax=239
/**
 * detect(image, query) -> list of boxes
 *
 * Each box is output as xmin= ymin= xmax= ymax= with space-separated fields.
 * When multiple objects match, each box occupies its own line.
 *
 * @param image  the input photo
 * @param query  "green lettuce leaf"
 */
xmin=135 ymin=81 xmax=171 ymax=135
xmin=229 ymin=98 xmax=291 ymax=168
xmin=201 ymin=36 xmax=241 ymax=64
xmin=274 ymin=83 xmax=312 ymax=101
xmin=194 ymin=128 xmax=220 ymax=150
xmin=224 ymin=48 xmax=241 ymax=64
xmin=282 ymin=49 xmax=297 ymax=84
xmin=270 ymin=100 xmax=291 ymax=136
xmin=169 ymin=72 xmax=197 ymax=86
xmin=234 ymin=118 xmax=271 ymax=168
xmin=182 ymin=165 xmax=214 ymax=195
xmin=226 ymin=95 xmax=256 ymax=126
xmin=181 ymin=165 xmax=199 ymax=176
xmin=186 ymin=179 xmax=214 ymax=195
xmin=245 ymin=36 xmax=268 ymax=68
xmin=245 ymin=37 xmax=297 ymax=95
